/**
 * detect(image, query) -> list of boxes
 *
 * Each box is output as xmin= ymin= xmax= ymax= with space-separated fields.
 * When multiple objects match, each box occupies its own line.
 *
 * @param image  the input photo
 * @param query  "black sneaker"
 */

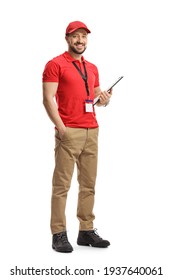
xmin=52 ymin=231 xmax=73 ymax=253
xmin=77 ymin=229 xmax=110 ymax=248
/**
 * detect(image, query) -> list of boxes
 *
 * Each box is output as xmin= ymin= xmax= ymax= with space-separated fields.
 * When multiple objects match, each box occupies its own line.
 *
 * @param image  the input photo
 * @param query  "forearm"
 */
xmin=43 ymin=98 xmax=65 ymax=133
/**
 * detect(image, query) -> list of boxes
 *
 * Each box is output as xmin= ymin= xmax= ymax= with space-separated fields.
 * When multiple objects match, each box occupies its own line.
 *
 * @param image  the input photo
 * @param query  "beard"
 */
xmin=69 ymin=44 xmax=87 ymax=55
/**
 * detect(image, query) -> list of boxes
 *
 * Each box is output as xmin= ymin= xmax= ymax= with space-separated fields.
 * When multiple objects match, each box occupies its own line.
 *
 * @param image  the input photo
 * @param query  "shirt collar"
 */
xmin=63 ymin=51 xmax=86 ymax=63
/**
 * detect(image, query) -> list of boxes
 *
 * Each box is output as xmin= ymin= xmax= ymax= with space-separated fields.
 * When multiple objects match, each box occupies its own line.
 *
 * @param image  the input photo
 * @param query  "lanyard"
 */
xmin=72 ymin=61 xmax=90 ymax=97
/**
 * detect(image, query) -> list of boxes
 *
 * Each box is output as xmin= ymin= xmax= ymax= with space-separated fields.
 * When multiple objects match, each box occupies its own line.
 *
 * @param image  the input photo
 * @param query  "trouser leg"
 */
xmin=76 ymin=128 xmax=98 ymax=230
xmin=51 ymin=129 xmax=75 ymax=234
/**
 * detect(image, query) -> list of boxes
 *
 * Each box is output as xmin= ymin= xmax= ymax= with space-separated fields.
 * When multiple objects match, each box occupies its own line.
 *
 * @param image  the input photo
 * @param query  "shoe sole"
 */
xmin=77 ymin=242 xmax=110 ymax=248
xmin=52 ymin=245 xmax=73 ymax=253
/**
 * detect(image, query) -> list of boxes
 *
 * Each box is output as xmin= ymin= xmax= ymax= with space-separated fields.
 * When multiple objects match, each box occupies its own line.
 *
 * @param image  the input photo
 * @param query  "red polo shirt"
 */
xmin=42 ymin=52 xmax=99 ymax=128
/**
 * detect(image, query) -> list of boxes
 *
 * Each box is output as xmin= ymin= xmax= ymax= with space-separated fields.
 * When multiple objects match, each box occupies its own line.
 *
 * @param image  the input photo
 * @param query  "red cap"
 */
xmin=66 ymin=21 xmax=91 ymax=35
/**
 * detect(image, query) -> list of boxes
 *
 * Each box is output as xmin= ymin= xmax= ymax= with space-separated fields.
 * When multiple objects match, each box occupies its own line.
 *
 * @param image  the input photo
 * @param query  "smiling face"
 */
xmin=66 ymin=28 xmax=88 ymax=56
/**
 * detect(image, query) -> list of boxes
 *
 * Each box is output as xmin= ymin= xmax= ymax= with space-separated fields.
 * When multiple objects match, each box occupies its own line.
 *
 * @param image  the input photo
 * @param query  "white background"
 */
xmin=0 ymin=0 xmax=173 ymax=279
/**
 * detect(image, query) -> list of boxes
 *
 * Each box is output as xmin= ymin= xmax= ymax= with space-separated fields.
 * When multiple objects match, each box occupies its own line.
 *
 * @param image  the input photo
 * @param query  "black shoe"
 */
xmin=52 ymin=231 xmax=73 ymax=253
xmin=77 ymin=229 xmax=110 ymax=248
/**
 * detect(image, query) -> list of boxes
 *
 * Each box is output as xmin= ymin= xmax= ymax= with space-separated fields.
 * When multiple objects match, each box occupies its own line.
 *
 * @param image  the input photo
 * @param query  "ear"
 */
xmin=65 ymin=35 xmax=69 ymax=43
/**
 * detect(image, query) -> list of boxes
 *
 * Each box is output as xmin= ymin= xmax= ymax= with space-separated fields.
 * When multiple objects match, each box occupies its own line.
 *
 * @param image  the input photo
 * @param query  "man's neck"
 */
xmin=68 ymin=50 xmax=82 ymax=62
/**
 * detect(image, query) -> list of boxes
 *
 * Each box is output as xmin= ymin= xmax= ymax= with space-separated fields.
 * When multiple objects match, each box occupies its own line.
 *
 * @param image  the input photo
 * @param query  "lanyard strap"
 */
xmin=72 ymin=61 xmax=90 ymax=96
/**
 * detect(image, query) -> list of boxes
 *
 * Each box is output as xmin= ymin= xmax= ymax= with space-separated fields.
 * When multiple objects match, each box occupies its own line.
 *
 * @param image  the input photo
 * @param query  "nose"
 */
xmin=77 ymin=35 xmax=83 ymax=42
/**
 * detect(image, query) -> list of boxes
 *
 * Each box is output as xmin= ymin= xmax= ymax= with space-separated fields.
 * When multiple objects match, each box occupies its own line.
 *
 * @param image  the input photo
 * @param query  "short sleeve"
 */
xmin=42 ymin=60 xmax=60 ymax=82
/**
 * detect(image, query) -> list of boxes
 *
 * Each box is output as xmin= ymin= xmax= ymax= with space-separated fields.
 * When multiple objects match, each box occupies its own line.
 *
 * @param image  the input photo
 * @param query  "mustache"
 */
xmin=74 ymin=42 xmax=85 ymax=46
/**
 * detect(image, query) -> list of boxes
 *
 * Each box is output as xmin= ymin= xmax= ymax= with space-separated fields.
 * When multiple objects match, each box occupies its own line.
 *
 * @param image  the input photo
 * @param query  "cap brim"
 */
xmin=66 ymin=27 xmax=91 ymax=35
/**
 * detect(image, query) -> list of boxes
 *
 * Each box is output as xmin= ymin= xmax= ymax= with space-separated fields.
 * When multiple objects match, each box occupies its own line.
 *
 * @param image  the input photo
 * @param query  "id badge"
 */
xmin=85 ymin=99 xmax=93 ymax=112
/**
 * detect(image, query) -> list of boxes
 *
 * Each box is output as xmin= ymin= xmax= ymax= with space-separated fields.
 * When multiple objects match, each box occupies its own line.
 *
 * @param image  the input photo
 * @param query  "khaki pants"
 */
xmin=51 ymin=127 xmax=99 ymax=234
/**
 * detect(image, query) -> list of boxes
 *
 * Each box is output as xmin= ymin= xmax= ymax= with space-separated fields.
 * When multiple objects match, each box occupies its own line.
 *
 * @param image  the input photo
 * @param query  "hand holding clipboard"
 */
xmin=94 ymin=76 xmax=124 ymax=105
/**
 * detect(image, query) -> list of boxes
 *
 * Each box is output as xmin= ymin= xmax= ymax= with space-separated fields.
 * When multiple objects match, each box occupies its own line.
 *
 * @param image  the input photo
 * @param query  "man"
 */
xmin=42 ymin=21 xmax=112 ymax=253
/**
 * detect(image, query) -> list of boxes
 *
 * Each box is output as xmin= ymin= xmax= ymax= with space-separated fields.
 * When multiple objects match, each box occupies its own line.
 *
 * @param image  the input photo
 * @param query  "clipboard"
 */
xmin=93 ymin=76 xmax=124 ymax=105
xmin=107 ymin=76 xmax=124 ymax=92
